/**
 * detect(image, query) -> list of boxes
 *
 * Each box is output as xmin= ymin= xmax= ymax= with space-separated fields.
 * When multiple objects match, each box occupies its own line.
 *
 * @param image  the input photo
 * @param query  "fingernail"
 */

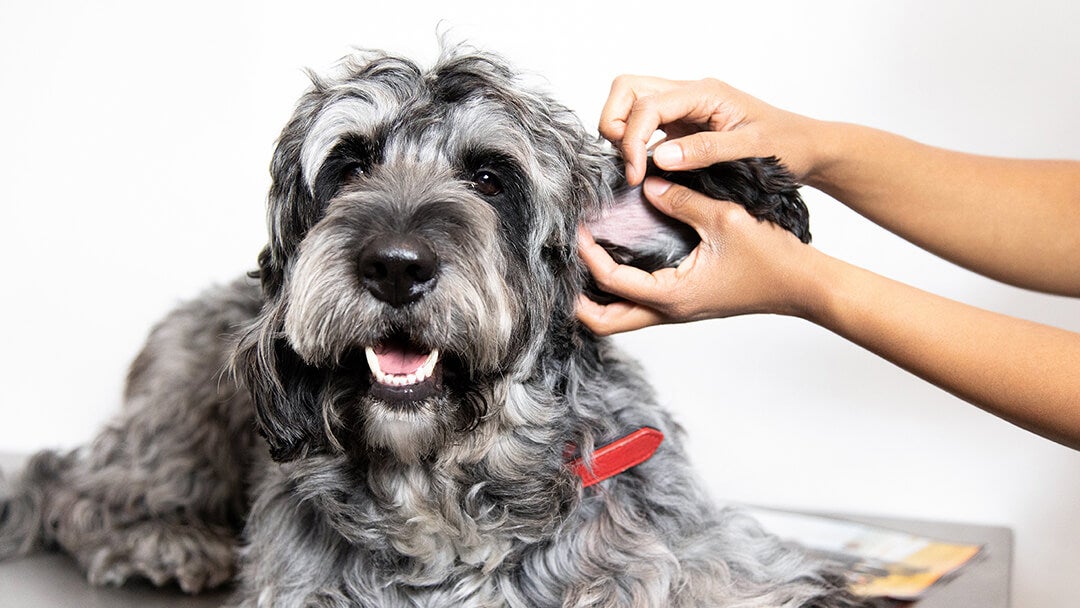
xmin=643 ymin=177 xmax=672 ymax=197
xmin=652 ymin=143 xmax=683 ymax=167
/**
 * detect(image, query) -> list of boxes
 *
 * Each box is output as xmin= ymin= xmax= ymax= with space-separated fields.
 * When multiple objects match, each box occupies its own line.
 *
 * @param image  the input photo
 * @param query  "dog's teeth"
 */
xmin=365 ymin=347 xmax=382 ymax=376
xmin=423 ymin=349 xmax=440 ymax=376
xmin=415 ymin=352 xmax=438 ymax=382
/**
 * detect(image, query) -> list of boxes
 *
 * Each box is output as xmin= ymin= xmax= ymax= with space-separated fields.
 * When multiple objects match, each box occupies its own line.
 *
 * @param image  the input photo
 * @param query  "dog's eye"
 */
xmin=471 ymin=170 xmax=503 ymax=196
xmin=347 ymin=163 xmax=365 ymax=180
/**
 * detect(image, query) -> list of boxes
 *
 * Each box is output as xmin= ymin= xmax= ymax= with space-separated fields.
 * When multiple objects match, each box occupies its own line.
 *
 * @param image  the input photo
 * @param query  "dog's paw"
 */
xmin=83 ymin=520 xmax=237 ymax=593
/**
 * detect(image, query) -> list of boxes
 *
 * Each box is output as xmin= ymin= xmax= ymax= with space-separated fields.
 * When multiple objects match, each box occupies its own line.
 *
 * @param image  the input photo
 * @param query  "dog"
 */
xmin=0 ymin=47 xmax=876 ymax=607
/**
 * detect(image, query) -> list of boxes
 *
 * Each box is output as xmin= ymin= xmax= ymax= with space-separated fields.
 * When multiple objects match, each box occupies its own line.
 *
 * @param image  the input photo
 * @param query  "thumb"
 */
xmin=643 ymin=177 xmax=731 ymax=228
xmin=652 ymin=130 xmax=753 ymax=171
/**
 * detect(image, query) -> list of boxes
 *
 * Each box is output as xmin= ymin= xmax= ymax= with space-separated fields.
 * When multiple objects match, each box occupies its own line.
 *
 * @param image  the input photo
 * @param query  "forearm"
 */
xmin=804 ymin=121 xmax=1080 ymax=295
xmin=800 ymin=251 xmax=1080 ymax=450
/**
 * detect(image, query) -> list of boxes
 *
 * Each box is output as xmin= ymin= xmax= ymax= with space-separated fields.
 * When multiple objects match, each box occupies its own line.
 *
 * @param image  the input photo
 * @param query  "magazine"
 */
xmin=747 ymin=507 xmax=982 ymax=600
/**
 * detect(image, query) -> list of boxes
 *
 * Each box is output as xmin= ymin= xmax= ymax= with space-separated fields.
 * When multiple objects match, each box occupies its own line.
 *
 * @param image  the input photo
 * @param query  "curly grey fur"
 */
xmin=0 ymin=46 xmax=878 ymax=607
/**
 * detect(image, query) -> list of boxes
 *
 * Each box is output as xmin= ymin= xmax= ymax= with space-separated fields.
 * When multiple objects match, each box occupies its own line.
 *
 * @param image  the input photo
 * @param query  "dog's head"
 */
xmin=234 ymin=47 xmax=810 ymax=465
xmin=235 ymin=48 xmax=616 ymax=463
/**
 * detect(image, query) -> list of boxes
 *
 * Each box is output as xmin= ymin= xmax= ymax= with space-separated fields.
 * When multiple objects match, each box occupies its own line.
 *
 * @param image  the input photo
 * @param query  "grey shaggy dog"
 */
xmin=0 ymin=48 xmax=878 ymax=608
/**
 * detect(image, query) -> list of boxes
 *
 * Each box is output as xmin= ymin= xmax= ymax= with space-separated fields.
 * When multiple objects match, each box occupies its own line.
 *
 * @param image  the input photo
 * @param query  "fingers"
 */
xmin=575 ymin=181 xmax=721 ymax=324
xmin=600 ymin=75 xmax=692 ymax=185
xmin=577 ymin=227 xmax=669 ymax=305
xmin=641 ymin=177 xmax=726 ymax=230
xmin=575 ymin=180 xmax=747 ymax=335
xmin=651 ymin=130 xmax=752 ymax=172
xmin=598 ymin=75 xmax=673 ymax=142
xmin=619 ymin=91 xmax=712 ymax=179
xmin=575 ymin=294 xmax=665 ymax=336
xmin=601 ymin=76 xmax=752 ymax=185
xmin=575 ymin=227 xmax=669 ymax=335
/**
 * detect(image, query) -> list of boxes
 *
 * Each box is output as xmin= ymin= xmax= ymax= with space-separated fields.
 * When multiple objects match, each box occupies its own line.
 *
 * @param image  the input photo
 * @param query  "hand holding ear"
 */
xmin=576 ymin=178 xmax=821 ymax=336
xmin=599 ymin=75 xmax=826 ymax=187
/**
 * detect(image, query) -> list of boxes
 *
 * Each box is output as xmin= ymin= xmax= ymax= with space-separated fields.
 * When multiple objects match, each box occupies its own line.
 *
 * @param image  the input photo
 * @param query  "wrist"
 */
xmin=782 ymin=247 xmax=843 ymax=324
xmin=799 ymin=119 xmax=856 ymax=192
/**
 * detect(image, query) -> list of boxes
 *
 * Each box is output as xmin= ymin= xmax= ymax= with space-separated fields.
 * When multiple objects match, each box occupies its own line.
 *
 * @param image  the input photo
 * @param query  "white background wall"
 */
xmin=1 ymin=1 xmax=1077 ymax=605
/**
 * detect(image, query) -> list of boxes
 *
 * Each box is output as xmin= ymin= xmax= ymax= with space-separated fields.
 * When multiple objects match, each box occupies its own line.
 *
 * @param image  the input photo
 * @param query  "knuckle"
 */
xmin=598 ymin=118 xmax=621 ymax=138
xmin=590 ymin=267 xmax=613 ymax=289
xmin=584 ymin=318 xmax=612 ymax=336
xmin=599 ymin=272 xmax=622 ymax=291
xmin=688 ymin=134 xmax=716 ymax=161
xmin=631 ymin=95 xmax=656 ymax=115
xmin=665 ymin=185 xmax=697 ymax=210
xmin=700 ymin=77 xmax=730 ymax=92
xmin=717 ymin=203 xmax=753 ymax=229
xmin=593 ymin=266 xmax=626 ymax=291
xmin=591 ymin=311 xmax=623 ymax=336
xmin=611 ymin=74 xmax=635 ymax=90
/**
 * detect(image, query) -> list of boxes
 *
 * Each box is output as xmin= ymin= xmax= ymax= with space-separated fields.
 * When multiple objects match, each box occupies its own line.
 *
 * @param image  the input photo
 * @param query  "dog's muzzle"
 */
xmin=358 ymin=233 xmax=439 ymax=307
xmin=355 ymin=233 xmax=446 ymax=405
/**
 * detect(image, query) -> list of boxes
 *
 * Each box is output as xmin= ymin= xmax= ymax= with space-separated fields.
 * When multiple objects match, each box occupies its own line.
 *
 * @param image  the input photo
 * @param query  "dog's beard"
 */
xmin=361 ymin=393 xmax=450 ymax=463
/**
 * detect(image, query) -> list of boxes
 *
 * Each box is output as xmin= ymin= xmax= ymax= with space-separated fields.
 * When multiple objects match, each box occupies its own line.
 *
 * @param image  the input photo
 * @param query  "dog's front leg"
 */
xmin=0 ymin=281 xmax=261 ymax=593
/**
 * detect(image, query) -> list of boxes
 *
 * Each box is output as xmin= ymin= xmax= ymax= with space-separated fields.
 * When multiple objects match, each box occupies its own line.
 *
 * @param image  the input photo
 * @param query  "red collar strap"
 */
xmin=568 ymin=427 xmax=664 ymax=488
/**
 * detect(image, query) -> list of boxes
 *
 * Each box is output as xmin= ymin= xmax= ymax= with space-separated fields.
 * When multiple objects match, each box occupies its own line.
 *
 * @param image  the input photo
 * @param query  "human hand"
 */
xmin=599 ymin=75 xmax=826 ymax=187
xmin=576 ymin=177 xmax=821 ymax=336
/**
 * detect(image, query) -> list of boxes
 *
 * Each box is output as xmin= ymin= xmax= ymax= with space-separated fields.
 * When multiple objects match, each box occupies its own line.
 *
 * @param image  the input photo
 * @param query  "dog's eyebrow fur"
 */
xmin=302 ymin=95 xmax=395 ymax=191
xmin=310 ymin=133 xmax=385 ymax=208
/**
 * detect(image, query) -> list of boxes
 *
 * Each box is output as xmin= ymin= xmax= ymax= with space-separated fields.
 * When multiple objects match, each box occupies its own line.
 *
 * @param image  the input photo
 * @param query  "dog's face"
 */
xmin=236 ymin=50 xmax=614 ymax=463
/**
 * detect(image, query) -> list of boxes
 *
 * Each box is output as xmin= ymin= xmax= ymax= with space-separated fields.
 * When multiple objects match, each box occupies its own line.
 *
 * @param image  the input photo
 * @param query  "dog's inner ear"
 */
xmin=583 ymin=176 xmax=699 ymax=304
xmin=586 ymin=183 xmax=699 ymax=270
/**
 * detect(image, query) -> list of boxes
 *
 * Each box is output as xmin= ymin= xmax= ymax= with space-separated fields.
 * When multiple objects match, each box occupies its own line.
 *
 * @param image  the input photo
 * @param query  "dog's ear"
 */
xmin=582 ymin=156 xmax=810 ymax=303
xmin=581 ymin=154 xmax=700 ymax=304
xmin=254 ymin=245 xmax=283 ymax=299
xmin=257 ymin=85 xmax=331 ymax=300
xmin=669 ymin=156 xmax=811 ymax=243
xmin=233 ymin=316 xmax=330 ymax=462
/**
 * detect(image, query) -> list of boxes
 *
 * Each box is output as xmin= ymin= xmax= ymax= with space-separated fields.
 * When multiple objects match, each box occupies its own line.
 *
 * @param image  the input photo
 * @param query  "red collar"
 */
xmin=567 ymin=427 xmax=664 ymax=488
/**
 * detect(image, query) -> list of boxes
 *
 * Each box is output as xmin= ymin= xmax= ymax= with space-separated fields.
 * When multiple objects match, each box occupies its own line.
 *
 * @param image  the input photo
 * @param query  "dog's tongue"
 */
xmin=374 ymin=342 xmax=429 ymax=374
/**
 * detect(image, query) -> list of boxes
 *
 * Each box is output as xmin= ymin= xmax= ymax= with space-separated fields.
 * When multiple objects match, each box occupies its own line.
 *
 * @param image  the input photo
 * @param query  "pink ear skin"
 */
xmin=584 ymin=183 xmax=699 ymax=268
xmin=586 ymin=185 xmax=673 ymax=250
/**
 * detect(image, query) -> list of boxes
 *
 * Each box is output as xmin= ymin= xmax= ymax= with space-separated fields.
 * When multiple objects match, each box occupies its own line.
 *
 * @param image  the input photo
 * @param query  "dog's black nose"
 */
xmin=358 ymin=234 xmax=439 ymax=306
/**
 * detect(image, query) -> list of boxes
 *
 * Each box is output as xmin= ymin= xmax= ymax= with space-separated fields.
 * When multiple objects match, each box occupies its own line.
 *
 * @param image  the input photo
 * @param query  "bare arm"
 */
xmin=805 ymin=248 xmax=1080 ymax=450
xmin=807 ymin=122 xmax=1080 ymax=295
xmin=602 ymin=76 xmax=1080 ymax=295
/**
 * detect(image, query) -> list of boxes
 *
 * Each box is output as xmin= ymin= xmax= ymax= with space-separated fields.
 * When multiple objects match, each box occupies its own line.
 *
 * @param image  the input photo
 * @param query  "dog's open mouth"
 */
xmin=363 ymin=336 xmax=444 ymax=403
